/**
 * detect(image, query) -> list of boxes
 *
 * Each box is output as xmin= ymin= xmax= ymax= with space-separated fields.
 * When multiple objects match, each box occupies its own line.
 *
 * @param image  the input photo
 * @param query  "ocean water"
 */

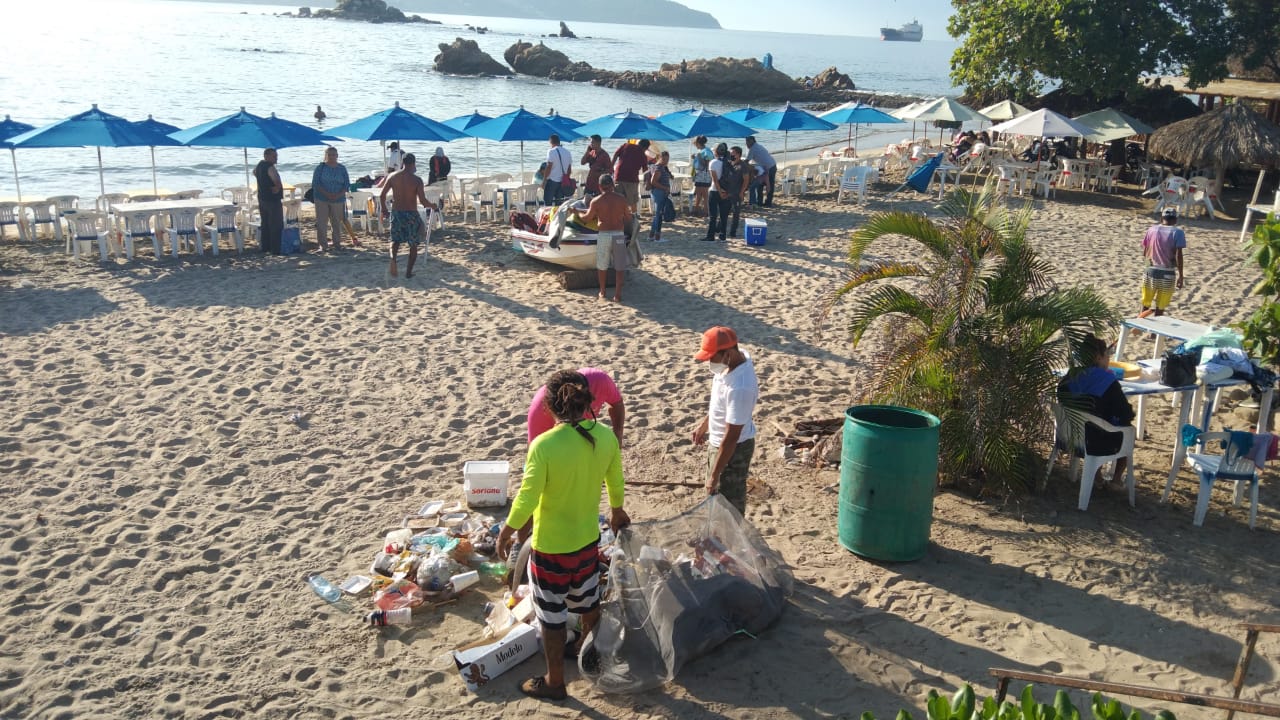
xmin=2 ymin=0 xmax=960 ymax=199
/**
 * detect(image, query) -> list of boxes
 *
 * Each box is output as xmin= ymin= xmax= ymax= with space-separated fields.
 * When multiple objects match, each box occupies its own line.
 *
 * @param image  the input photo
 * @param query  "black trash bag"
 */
xmin=580 ymin=494 xmax=793 ymax=693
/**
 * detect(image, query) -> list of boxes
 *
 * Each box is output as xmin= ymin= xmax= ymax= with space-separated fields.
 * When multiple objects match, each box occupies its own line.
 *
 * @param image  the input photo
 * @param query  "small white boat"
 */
xmin=509 ymin=201 xmax=601 ymax=270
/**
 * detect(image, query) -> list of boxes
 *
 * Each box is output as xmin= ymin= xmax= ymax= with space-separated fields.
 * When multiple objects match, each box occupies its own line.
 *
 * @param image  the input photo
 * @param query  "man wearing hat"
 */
xmin=1139 ymin=207 xmax=1186 ymax=317
xmin=691 ymin=326 xmax=759 ymax=514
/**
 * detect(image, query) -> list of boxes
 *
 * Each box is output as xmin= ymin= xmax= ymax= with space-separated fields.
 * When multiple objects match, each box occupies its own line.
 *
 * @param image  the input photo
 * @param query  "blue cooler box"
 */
xmin=280 ymin=226 xmax=302 ymax=254
xmin=745 ymin=219 xmax=767 ymax=246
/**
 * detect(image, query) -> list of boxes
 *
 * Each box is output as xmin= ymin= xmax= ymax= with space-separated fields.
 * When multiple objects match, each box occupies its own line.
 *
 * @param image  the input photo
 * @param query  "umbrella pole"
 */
xmin=150 ymin=146 xmax=159 ymax=196
xmin=853 ymin=125 xmax=859 ymax=156
xmin=381 ymin=140 xmax=387 ymax=174
xmin=520 ymin=140 xmax=525 ymax=182
xmin=475 ymin=138 xmax=480 ymax=180
xmin=244 ymin=147 xmax=251 ymax=189
xmin=10 ymin=149 xmax=21 ymax=206
xmin=97 ymin=146 xmax=105 ymax=197
xmin=1249 ymin=168 xmax=1266 ymax=207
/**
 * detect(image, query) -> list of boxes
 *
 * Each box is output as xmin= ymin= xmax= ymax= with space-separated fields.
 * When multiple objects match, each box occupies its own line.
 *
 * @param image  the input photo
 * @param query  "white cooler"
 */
xmin=463 ymin=460 xmax=510 ymax=507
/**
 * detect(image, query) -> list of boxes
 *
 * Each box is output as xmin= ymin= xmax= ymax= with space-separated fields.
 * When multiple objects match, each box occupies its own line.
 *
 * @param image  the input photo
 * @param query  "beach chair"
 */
xmin=287 ymin=184 xmax=309 ymax=200
xmin=779 ymin=166 xmax=807 ymax=197
xmin=1185 ymin=176 xmax=1219 ymax=218
xmin=165 ymin=207 xmax=206 ymax=257
xmin=96 ymin=193 xmax=130 ymax=213
xmin=1044 ymin=402 xmax=1136 ymax=511
xmin=283 ymin=199 xmax=303 ymax=226
xmin=65 ymin=210 xmax=112 ymax=261
xmin=423 ymin=187 xmax=446 ymax=230
xmin=118 ymin=209 xmax=159 ymax=259
xmin=1092 ymin=165 xmax=1121 ymax=194
xmin=1171 ymin=431 xmax=1261 ymax=528
xmin=203 ymin=206 xmax=243 ymax=255
xmin=348 ymin=190 xmax=375 ymax=232
xmin=0 ymin=201 xmax=27 ymax=241
xmin=837 ymin=166 xmax=871 ymax=204
xmin=25 ymin=201 xmax=63 ymax=243
xmin=221 ymin=186 xmax=253 ymax=205
xmin=1031 ymin=169 xmax=1059 ymax=199
xmin=1153 ymin=176 xmax=1189 ymax=216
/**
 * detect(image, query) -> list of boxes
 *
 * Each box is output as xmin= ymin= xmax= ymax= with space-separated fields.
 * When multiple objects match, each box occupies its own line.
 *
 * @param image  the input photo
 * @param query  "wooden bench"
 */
xmin=989 ymin=668 xmax=1280 ymax=718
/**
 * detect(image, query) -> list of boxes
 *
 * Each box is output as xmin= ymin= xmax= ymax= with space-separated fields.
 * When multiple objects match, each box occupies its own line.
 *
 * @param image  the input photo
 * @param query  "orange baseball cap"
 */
xmin=694 ymin=326 xmax=738 ymax=361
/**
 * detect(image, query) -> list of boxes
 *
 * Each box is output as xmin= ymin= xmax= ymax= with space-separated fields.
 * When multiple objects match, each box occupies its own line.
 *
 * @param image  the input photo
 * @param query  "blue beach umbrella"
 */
xmin=468 ymin=107 xmax=582 ymax=179
xmin=740 ymin=102 xmax=837 ymax=166
xmin=575 ymin=111 xmax=684 ymax=142
xmin=655 ymin=108 xmax=755 ymax=139
xmin=131 ymin=115 xmax=182 ymax=196
xmin=9 ymin=104 xmax=182 ymax=197
xmin=171 ymin=107 xmax=341 ymax=188
xmin=0 ymin=115 xmax=36 ymax=204
xmin=443 ymin=111 xmax=493 ymax=180
xmin=326 ymin=101 xmax=466 ymax=172
xmin=544 ymin=113 xmax=584 ymax=133
xmin=723 ymin=107 xmax=768 ymax=126
xmin=819 ymin=102 xmax=904 ymax=155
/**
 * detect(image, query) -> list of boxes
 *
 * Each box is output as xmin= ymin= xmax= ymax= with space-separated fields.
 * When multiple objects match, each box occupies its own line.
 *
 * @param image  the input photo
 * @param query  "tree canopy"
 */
xmin=947 ymin=0 xmax=1277 ymax=104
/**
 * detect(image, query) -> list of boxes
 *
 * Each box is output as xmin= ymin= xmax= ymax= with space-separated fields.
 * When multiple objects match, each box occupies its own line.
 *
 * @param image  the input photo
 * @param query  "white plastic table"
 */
xmin=933 ymin=164 xmax=961 ymax=199
xmin=110 ymin=198 xmax=233 ymax=258
xmin=1112 ymin=315 xmax=1212 ymax=361
xmin=1239 ymin=203 xmax=1278 ymax=243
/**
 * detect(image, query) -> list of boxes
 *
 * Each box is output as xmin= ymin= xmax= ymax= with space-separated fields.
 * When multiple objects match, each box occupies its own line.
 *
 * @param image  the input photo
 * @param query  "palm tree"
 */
xmin=820 ymin=186 xmax=1117 ymax=494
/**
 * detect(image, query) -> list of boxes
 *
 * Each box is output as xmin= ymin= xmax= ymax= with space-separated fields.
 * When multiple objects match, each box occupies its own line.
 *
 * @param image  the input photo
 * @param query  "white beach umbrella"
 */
xmin=989 ymin=108 xmax=1096 ymax=139
xmin=978 ymin=100 xmax=1032 ymax=122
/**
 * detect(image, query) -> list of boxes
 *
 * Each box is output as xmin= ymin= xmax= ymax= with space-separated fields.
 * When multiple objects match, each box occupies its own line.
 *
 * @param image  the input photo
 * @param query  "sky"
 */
xmin=678 ymin=0 xmax=956 ymax=37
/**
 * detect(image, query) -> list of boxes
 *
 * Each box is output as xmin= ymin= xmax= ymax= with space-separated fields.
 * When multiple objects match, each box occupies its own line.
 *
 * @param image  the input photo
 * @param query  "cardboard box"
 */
xmin=453 ymin=621 xmax=541 ymax=691
xmin=463 ymin=460 xmax=510 ymax=508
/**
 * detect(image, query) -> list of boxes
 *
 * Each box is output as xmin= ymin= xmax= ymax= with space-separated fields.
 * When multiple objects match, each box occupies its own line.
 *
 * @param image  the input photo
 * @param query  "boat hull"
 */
xmin=511 ymin=228 xmax=598 ymax=270
xmin=880 ymin=23 xmax=923 ymax=41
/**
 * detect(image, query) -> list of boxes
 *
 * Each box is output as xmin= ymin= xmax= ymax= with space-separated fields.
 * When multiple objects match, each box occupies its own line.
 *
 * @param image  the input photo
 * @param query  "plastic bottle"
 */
xmin=307 ymin=574 xmax=341 ymax=603
xmin=365 ymin=607 xmax=413 ymax=626
xmin=479 ymin=561 xmax=508 ymax=578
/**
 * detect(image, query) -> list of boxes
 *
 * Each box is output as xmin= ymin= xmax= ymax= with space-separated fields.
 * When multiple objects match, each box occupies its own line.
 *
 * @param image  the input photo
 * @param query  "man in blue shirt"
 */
xmin=311 ymin=146 xmax=349 ymax=252
xmin=744 ymin=136 xmax=777 ymax=207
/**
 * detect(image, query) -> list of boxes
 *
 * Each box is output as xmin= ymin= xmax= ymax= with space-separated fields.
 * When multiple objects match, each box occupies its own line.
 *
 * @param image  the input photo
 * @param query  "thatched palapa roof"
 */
xmin=1147 ymin=102 xmax=1280 ymax=169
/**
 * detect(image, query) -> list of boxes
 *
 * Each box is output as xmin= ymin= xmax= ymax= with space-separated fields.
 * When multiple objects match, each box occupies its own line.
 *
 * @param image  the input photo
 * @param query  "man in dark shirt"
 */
xmin=253 ymin=148 xmax=284 ymax=254
xmin=612 ymin=139 xmax=650 ymax=213
xmin=1057 ymin=334 xmax=1134 ymax=486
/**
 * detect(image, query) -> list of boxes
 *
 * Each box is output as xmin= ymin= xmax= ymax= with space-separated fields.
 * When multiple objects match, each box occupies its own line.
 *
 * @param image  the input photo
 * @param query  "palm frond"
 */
xmin=845 ymin=285 xmax=935 ymax=346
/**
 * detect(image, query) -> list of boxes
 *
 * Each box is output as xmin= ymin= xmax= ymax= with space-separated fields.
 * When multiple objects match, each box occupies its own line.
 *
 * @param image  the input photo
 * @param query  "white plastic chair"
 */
xmin=1154 ymin=176 xmax=1189 ymax=216
xmin=118 ymin=209 xmax=158 ymax=259
xmin=779 ymin=166 xmax=808 ymax=196
xmin=1092 ymin=166 xmax=1121 ymax=194
xmin=165 ymin=208 xmax=205 ymax=257
xmin=1031 ymin=169 xmax=1059 ymax=199
xmin=287 ymin=183 xmax=309 ymax=200
xmin=283 ymin=199 xmax=303 ymax=226
xmin=96 ymin=193 xmax=130 ymax=213
xmin=1185 ymin=176 xmax=1220 ymax=218
xmin=48 ymin=195 xmax=79 ymax=217
xmin=203 ymin=206 xmax=244 ymax=255
xmin=423 ymin=187 xmax=445 ymax=230
xmin=473 ymin=183 xmax=500 ymax=222
xmin=25 ymin=201 xmax=63 ymax=242
xmin=349 ymin=190 xmax=375 ymax=232
xmin=837 ymin=166 xmax=870 ymax=204
xmin=172 ymin=189 xmax=203 ymax=200
xmin=65 ymin=210 xmax=112 ymax=261
xmin=0 ymin=201 xmax=27 ymax=241
xmin=1045 ymin=402 xmax=1136 ymax=511
xmin=1168 ymin=431 xmax=1261 ymax=528
xmin=130 ymin=194 xmax=159 ymax=203
xmin=221 ymin=186 xmax=253 ymax=205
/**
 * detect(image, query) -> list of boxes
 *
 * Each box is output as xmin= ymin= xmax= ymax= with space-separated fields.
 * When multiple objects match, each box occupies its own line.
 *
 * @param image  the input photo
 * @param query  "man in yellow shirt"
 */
xmin=497 ymin=370 xmax=630 ymax=701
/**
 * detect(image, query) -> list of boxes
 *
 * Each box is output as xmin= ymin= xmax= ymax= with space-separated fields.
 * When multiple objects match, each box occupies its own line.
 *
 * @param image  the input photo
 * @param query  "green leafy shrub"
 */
xmin=1235 ymin=212 xmax=1280 ymax=367
xmin=861 ymin=683 xmax=1176 ymax=720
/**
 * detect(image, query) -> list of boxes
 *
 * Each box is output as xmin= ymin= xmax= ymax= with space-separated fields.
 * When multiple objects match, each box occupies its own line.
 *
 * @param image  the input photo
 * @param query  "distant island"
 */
xmin=396 ymin=0 xmax=720 ymax=29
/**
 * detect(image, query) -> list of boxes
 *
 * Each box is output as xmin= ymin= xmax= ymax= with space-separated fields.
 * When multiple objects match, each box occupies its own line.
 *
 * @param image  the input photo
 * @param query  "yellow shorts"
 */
xmin=1140 ymin=267 xmax=1177 ymax=309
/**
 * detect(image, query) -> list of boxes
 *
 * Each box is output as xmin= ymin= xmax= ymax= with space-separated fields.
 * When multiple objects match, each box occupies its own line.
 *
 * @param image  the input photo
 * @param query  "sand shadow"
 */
xmin=0 ymin=286 xmax=120 ymax=336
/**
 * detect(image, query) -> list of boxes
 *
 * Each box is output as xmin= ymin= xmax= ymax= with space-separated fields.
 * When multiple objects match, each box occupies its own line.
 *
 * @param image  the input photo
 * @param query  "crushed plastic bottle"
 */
xmin=365 ymin=607 xmax=413 ymax=626
xmin=307 ymin=574 xmax=341 ymax=603
xmin=478 ymin=561 xmax=508 ymax=578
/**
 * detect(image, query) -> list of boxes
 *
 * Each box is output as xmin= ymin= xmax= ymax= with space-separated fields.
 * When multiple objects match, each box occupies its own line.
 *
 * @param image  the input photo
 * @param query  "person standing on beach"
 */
xmin=581 ymin=134 xmax=613 ymax=198
xmin=704 ymin=143 xmax=728 ymax=242
xmin=379 ymin=153 xmax=435 ymax=279
xmin=544 ymin=134 xmax=573 ymax=205
xmin=691 ymin=326 xmax=758 ymax=515
xmin=311 ymin=146 xmax=349 ymax=252
xmin=497 ymin=369 xmax=629 ymax=702
xmin=578 ymin=174 xmax=633 ymax=302
xmin=744 ymin=136 xmax=777 ymax=207
xmin=1139 ymin=207 xmax=1186 ymax=317
xmin=645 ymin=151 xmax=673 ymax=243
xmin=253 ymin=148 xmax=284 ymax=254
xmin=612 ymin=139 xmax=650 ymax=213
xmin=691 ymin=135 xmax=713 ymax=217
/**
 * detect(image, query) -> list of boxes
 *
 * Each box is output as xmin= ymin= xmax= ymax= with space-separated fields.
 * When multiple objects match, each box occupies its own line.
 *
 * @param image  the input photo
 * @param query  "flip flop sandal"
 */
xmin=519 ymin=676 xmax=567 ymax=701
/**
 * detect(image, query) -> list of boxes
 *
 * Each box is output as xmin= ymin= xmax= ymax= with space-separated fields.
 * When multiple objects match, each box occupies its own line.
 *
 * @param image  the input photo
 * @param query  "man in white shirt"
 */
xmin=691 ymin=326 xmax=759 ymax=514
xmin=544 ymin=133 xmax=573 ymax=205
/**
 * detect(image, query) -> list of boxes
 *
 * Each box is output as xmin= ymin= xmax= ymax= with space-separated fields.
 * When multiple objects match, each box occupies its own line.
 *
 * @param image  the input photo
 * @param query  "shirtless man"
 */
xmin=578 ymin=174 xmax=633 ymax=302
xmin=379 ymin=153 xmax=437 ymax=278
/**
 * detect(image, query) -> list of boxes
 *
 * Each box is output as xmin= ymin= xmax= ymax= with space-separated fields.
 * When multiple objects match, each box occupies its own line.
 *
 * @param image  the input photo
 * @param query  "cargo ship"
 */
xmin=880 ymin=20 xmax=923 ymax=42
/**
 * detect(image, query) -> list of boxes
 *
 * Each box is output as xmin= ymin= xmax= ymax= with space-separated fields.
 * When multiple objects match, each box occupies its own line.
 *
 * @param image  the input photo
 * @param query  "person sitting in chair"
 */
xmin=1057 ymin=334 xmax=1134 ymax=487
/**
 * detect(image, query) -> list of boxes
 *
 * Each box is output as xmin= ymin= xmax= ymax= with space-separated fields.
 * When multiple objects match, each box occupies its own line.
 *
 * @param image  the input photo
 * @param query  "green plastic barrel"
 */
xmin=838 ymin=405 xmax=940 ymax=561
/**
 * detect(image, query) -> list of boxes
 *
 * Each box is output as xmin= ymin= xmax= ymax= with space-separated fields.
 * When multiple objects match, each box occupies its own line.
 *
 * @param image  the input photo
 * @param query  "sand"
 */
xmin=1 ymin=170 xmax=1278 ymax=720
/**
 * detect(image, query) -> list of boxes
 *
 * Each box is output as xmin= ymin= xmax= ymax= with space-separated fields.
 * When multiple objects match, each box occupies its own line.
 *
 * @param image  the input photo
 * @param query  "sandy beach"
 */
xmin=2 ymin=169 xmax=1278 ymax=719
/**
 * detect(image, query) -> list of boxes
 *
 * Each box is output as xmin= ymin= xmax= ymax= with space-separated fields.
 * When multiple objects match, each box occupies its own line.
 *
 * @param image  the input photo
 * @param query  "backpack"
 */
xmin=718 ymin=159 xmax=743 ymax=195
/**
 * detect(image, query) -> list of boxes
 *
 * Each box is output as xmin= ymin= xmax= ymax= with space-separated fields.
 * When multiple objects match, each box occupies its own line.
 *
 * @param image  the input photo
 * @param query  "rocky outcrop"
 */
xmin=505 ymin=41 xmax=611 ymax=82
xmin=300 ymin=0 xmax=439 ymax=23
xmin=558 ymin=21 xmax=577 ymax=38
xmin=596 ymin=57 xmax=814 ymax=102
xmin=811 ymin=66 xmax=856 ymax=91
xmin=434 ymin=38 xmax=510 ymax=76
